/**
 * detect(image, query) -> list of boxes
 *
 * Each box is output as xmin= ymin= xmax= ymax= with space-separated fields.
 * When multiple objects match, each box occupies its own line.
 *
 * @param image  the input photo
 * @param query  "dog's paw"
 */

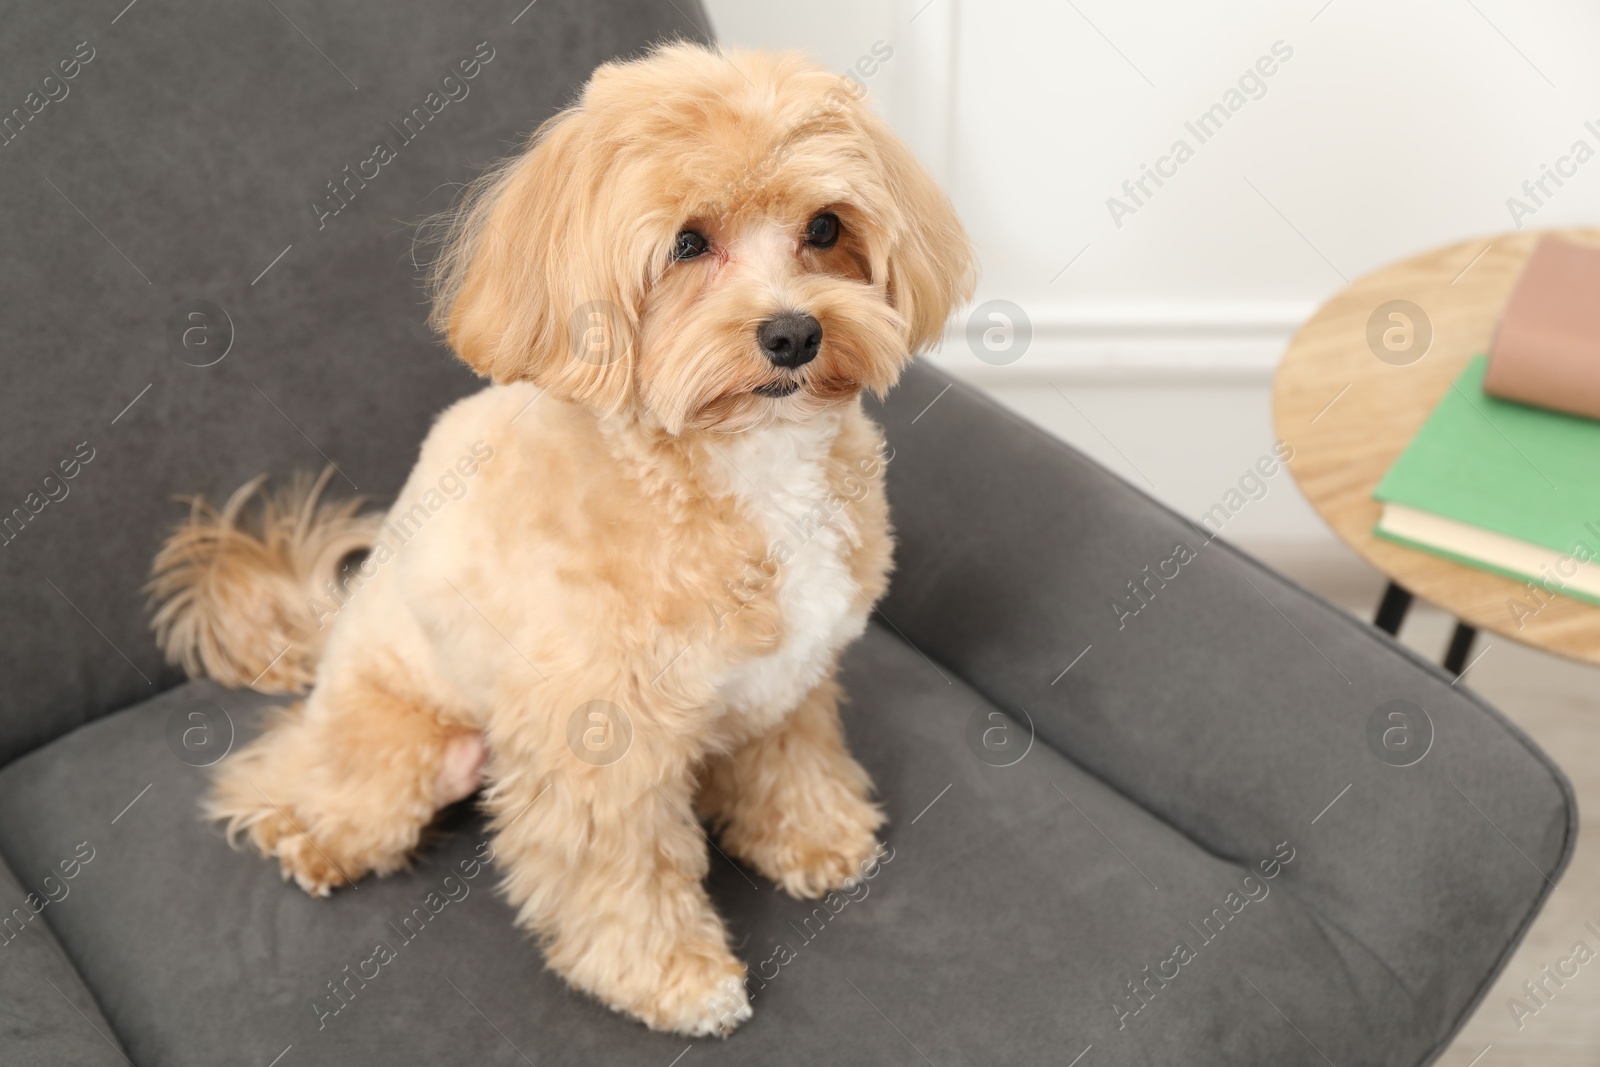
xmin=766 ymin=832 xmax=883 ymax=899
xmin=628 ymin=950 xmax=751 ymax=1037
xmin=271 ymin=828 xmax=356 ymax=898
xmin=232 ymin=808 xmax=360 ymax=898
xmin=730 ymin=795 xmax=886 ymax=900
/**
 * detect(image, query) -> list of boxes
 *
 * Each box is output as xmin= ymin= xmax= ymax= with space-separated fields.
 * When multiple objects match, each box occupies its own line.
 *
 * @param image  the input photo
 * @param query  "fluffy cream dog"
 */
xmin=149 ymin=42 xmax=972 ymax=1036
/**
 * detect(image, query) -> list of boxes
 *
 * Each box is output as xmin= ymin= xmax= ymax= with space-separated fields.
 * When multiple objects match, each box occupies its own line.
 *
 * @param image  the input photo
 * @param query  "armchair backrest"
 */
xmin=0 ymin=0 xmax=709 ymax=764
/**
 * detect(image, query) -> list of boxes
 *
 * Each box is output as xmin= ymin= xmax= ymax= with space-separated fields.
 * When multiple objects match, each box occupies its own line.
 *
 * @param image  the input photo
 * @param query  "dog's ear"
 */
xmin=430 ymin=109 xmax=637 ymax=411
xmin=858 ymin=110 xmax=975 ymax=354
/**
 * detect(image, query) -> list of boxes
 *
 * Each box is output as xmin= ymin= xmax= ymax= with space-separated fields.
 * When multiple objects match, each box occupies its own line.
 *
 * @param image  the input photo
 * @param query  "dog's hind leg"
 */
xmin=207 ymin=671 xmax=485 ymax=896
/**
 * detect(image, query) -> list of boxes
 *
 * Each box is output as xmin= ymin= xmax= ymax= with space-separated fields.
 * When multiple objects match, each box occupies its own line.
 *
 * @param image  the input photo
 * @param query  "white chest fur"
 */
xmin=708 ymin=413 xmax=868 ymax=723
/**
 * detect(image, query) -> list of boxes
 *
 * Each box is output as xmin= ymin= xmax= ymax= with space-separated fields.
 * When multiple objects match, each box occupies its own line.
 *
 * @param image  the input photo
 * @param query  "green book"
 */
xmin=1373 ymin=354 xmax=1600 ymax=607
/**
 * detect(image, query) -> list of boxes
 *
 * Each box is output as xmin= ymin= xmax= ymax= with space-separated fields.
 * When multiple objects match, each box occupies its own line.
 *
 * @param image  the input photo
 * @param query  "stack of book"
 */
xmin=1373 ymin=238 xmax=1600 ymax=607
xmin=1374 ymin=355 xmax=1600 ymax=605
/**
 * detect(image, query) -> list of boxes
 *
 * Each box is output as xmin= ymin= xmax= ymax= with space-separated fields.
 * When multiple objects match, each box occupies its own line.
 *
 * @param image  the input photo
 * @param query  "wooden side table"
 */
xmin=1272 ymin=228 xmax=1600 ymax=669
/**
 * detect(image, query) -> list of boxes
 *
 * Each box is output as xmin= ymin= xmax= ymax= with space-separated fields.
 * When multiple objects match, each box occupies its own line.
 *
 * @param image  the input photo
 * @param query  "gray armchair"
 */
xmin=0 ymin=1 xmax=1571 ymax=1064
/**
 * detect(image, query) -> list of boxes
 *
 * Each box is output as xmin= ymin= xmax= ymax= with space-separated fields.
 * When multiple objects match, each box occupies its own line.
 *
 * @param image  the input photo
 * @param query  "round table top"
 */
xmin=1272 ymin=227 xmax=1600 ymax=666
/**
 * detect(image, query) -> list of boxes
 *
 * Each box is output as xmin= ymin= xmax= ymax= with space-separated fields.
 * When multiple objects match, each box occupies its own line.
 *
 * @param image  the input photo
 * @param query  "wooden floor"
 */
xmin=1296 ymin=560 xmax=1599 ymax=1067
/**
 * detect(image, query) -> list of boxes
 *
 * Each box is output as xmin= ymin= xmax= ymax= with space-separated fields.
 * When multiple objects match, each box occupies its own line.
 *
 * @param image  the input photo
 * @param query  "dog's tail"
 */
xmin=148 ymin=467 xmax=380 ymax=694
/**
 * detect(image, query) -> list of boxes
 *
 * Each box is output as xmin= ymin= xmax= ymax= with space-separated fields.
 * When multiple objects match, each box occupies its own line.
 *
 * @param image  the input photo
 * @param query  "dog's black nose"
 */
xmin=757 ymin=312 xmax=821 ymax=369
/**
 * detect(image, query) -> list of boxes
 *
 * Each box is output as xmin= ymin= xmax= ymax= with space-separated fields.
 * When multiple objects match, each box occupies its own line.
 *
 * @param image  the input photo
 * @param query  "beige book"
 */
xmin=1485 ymin=237 xmax=1600 ymax=419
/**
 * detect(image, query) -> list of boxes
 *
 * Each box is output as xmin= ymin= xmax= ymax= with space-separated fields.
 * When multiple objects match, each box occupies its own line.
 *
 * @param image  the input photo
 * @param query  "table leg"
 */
xmin=1373 ymin=581 xmax=1413 ymax=636
xmin=1444 ymin=622 xmax=1477 ymax=676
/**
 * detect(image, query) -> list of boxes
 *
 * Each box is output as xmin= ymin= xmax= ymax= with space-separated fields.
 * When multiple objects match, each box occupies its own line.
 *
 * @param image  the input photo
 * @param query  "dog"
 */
xmin=148 ymin=41 xmax=972 ymax=1036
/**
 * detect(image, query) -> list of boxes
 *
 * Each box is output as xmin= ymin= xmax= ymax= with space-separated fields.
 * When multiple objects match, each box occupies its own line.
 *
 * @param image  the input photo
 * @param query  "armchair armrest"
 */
xmin=867 ymin=363 xmax=1574 ymax=1052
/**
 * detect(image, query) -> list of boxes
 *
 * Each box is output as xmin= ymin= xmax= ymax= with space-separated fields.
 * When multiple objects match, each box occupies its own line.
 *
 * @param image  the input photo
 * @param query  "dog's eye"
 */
xmin=804 ymin=213 xmax=840 ymax=249
xmin=672 ymin=230 xmax=709 ymax=261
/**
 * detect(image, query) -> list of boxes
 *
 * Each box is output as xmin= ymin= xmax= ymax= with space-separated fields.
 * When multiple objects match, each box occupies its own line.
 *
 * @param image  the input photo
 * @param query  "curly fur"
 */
xmin=148 ymin=467 xmax=379 ymax=693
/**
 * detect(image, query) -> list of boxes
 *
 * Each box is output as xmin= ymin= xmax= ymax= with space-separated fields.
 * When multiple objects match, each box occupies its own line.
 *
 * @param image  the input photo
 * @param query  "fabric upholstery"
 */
xmin=865 ymin=365 xmax=1576 ymax=1060
xmin=0 ymin=850 xmax=128 ymax=1066
xmin=0 ymin=0 xmax=710 ymax=766
xmin=1 ymin=613 xmax=1561 ymax=1067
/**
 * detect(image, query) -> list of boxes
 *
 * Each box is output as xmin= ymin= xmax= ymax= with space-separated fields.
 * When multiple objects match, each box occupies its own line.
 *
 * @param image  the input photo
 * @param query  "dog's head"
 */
xmin=430 ymin=43 xmax=973 ymax=434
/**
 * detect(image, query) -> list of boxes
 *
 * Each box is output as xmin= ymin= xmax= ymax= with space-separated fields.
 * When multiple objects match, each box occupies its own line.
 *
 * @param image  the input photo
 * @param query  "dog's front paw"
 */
xmin=725 ymin=791 xmax=885 ymax=900
xmin=664 ymin=970 xmax=752 ymax=1038
xmin=622 ymin=946 xmax=751 ymax=1037
xmin=767 ymin=827 xmax=884 ymax=900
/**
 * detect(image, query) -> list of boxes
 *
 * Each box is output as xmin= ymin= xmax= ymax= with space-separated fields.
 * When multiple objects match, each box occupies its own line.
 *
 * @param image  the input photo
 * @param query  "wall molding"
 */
xmin=883 ymin=2 xmax=1319 ymax=388
xmin=927 ymin=301 xmax=1316 ymax=384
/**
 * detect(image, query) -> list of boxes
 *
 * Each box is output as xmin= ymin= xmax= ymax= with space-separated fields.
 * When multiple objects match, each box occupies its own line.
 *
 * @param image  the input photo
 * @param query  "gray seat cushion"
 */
xmin=0 ymin=851 xmax=129 ymax=1066
xmin=0 ymin=614 xmax=1567 ymax=1066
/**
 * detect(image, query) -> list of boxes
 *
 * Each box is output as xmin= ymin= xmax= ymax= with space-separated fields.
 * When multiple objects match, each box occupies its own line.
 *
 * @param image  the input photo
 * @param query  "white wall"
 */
xmin=702 ymin=0 xmax=1600 ymax=561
